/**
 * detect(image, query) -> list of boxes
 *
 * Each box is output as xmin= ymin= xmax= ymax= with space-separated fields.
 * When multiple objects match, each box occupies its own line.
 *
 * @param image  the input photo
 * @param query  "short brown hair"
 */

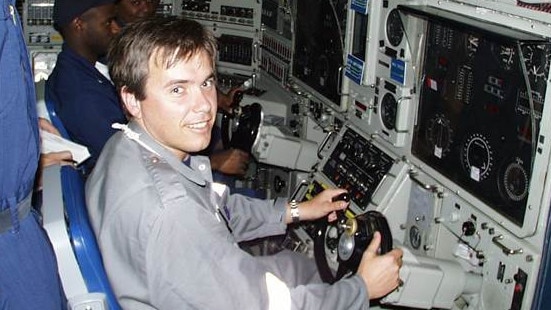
xmin=108 ymin=16 xmax=218 ymax=101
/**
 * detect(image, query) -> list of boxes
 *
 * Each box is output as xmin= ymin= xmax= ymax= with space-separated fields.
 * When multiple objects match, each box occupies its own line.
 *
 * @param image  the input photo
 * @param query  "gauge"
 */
xmin=461 ymin=133 xmax=494 ymax=182
xmin=386 ymin=9 xmax=404 ymax=47
xmin=522 ymin=44 xmax=551 ymax=85
xmin=499 ymin=160 xmax=529 ymax=202
xmin=493 ymin=44 xmax=516 ymax=71
xmin=426 ymin=114 xmax=453 ymax=159
xmin=380 ymin=92 xmax=397 ymax=130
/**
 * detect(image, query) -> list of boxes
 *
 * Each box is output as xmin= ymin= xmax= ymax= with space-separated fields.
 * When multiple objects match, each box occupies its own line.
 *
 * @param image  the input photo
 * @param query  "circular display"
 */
xmin=461 ymin=133 xmax=494 ymax=182
xmin=490 ymin=42 xmax=517 ymax=71
xmin=499 ymin=45 xmax=516 ymax=71
xmin=500 ymin=161 xmax=529 ymax=202
xmin=380 ymin=93 xmax=398 ymax=130
xmin=386 ymin=9 xmax=404 ymax=47
xmin=523 ymin=44 xmax=551 ymax=85
xmin=426 ymin=114 xmax=453 ymax=159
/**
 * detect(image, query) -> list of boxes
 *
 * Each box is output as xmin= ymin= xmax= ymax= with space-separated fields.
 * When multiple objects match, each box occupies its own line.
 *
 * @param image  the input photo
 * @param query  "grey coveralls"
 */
xmin=86 ymin=121 xmax=369 ymax=309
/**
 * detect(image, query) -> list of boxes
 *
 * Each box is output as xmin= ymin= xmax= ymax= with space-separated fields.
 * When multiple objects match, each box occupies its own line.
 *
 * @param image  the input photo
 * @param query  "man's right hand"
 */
xmin=217 ymin=87 xmax=244 ymax=113
xmin=357 ymin=231 xmax=403 ymax=299
xmin=210 ymin=149 xmax=250 ymax=176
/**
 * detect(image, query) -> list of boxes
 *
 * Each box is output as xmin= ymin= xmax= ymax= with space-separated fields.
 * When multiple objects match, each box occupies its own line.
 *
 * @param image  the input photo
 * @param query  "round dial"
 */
xmin=500 ymin=161 xmax=529 ymax=202
xmin=493 ymin=44 xmax=516 ymax=71
xmin=426 ymin=114 xmax=453 ymax=159
xmin=461 ymin=133 xmax=494 ymax=182
xmin=523 ymin=44 xmax=551 ymax=85
xmin=386 ymin=9 xmax=404 ymax=47
xmin=380 ymin=93 xmax=397 ymax=130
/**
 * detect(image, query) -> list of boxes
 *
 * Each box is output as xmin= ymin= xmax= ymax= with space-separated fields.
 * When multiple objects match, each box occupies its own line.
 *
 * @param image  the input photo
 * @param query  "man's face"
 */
xmin=136 ymin=50 xmax=218 ymax=159
xmin=117 ymin=0 xmax=159 ymax=25
xmin=82 ymin=4 xmax=119 ymax=58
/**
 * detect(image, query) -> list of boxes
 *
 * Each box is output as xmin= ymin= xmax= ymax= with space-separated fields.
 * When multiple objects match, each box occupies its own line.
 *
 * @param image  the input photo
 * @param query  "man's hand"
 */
xmin=38 ymin=118 xmax=75 ymax=168
xmin=40 ymin=151 xmax=74 ymax=168
xmin=210 ymin=149 xmax=250 ymax=176
xmin=357 ymin=232 xmax=403 ymax=299
xmin=39 ymin=117 xmax=61 ymax=135
xmin=285 ymin=188 xmax=349 ymax=224
xmin=217 ymin=87 xmax=243 ymax=113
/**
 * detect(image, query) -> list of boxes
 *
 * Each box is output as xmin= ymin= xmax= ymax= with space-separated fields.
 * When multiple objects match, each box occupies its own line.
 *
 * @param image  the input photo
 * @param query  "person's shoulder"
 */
xmin=93 ymin=134 xmax=191 ymax=210
xmin=88 ymin=133 xmax=154 ymax=193
xmin=99 ymin=132 xmax=139 ymax=165
xmin=47 ymin=56 xmax=91 ymax=87
xmin=97 ymin=133 xmax=174 ymax=184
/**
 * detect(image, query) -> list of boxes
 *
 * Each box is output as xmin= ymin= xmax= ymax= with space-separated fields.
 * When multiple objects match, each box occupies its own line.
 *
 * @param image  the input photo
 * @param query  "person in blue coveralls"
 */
xmin=0 ymin=0 xmax=67 ymax=308
xmin=86 ymin=16 xmax=404 ymax=309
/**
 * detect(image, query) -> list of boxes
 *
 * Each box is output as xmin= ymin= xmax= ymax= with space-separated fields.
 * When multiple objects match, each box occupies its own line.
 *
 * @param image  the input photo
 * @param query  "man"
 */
xmin=114 ymin=0 xmax=159 ymax=28
xmin=113 ymin=0 xmax=252 ymax=180
xmin=46 ymin=0 xmax=125 ymax=172
xmin=0 ymin=0 xmax=66 ymax=308
xmin=86 ymin=16 xmax=403 ymax=309
xmin=47 ymin=0 xmax=249 ymax=178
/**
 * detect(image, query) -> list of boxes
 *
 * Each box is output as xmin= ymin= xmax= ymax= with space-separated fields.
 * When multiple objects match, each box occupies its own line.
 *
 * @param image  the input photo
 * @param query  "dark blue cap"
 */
xmin=53 ymin=0 xmax=115 ymax=29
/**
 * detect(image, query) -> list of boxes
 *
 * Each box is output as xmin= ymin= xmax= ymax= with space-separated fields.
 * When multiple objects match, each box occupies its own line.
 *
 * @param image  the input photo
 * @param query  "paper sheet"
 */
xmin=40 ymin=130 xmax=91 ymax=165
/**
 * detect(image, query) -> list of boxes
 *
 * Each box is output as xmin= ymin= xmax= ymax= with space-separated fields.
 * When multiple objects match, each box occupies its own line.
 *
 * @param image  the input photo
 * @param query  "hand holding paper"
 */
xmin=40 ymin=130 xmax=91 ymax=166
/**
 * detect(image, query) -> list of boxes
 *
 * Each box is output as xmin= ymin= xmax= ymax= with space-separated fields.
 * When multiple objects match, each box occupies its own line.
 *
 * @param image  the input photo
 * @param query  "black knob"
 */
xmin=462 ymin=221 xmax=476 ymax=236
xmin=273 ymin=176 xmax=286 ymax=193
xmin=332 ymin=192 xmax=350 ymax=203
xmin=291 ymin=103 xmax=300 ymax=114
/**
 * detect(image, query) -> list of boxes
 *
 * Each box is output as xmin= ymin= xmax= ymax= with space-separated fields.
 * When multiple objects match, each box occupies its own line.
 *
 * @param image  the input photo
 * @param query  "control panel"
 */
xmin=22 ymin=0 xmax=60 ymax=47
xmin=285 ymin=0 xmax=551 ymax=309
xmin=175 ymin=0 xmax=263 ymax=77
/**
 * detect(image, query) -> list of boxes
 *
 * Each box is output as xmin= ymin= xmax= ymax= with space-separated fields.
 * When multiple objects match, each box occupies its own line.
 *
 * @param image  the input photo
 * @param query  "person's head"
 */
xmin=115 ymin=0 xmax=159 ymax=26
xmin=109 ymin=17 xmax=219 ymax=160
xmin=53 ymin=0 xmax=120 ymax=62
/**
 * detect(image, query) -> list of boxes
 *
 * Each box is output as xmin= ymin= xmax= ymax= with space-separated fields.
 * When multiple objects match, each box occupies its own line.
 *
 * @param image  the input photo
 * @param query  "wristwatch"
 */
xmin=290 ymin=200 xmax=300 ymax=224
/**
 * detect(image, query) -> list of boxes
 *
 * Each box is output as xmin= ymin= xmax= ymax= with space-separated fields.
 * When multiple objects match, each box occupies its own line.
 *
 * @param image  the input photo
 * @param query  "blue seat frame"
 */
xmin=45 ymin=100 xmax=121 ymax=310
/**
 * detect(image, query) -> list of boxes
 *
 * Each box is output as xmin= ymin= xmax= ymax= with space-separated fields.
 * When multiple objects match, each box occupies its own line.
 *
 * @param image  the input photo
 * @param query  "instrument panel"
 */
xmin=407 ymin=5 xmax=551 ymax=232
xmin=321 ymin=128 xmax=395 ymax=210
xmin=286 ymin=1 xmax=551 ymax=309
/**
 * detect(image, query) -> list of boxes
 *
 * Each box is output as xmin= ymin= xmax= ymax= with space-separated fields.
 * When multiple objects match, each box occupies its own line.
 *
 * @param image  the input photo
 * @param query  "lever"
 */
xmin=332 ymin=192 xmax=350 ymax=203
